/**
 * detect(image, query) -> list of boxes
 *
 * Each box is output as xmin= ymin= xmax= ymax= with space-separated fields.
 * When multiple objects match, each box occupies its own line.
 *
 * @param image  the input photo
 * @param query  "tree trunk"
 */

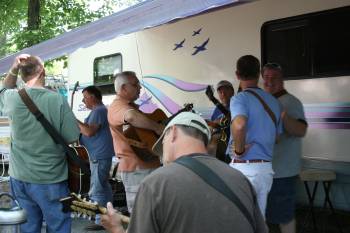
xmin=28 ymin=0 xmax=40 ymax=30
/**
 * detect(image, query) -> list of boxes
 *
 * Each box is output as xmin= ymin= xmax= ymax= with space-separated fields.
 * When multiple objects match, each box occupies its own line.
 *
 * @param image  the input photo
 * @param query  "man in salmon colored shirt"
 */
xmin=108 ymin=71 xmax=164 ymax=213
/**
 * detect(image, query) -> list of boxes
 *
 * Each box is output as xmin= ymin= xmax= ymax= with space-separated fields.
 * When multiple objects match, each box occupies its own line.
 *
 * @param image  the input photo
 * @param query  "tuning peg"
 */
xmin=83 ymin=214 xmax=87 ymax=219
xmin=88 ymin=216 xmax=92 ymax=221
xmin=70 ymin=212 xmax=76 ymax=218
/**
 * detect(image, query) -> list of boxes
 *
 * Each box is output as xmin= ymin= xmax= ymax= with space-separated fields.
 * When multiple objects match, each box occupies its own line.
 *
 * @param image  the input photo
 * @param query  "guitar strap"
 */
xmin=244 ymin=89 xmax=277 ymax=128
xmin=18 ymin=88 xmax=90 ymax=175
xmin=175 ymin=156 xmax=256 ymax=231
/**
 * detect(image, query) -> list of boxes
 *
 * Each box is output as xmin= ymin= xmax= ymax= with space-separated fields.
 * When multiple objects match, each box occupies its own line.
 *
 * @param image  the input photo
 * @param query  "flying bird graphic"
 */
xmin=192 ymin=38 xmax=210 ymax=56
xmin=192 ymin=28 xmax=202 ymax=36
xmin=173 ymin=39 xmax=185 ymax=50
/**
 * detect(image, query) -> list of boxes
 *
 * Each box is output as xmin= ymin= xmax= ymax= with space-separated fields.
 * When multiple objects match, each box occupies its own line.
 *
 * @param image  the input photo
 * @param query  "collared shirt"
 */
xmin=227 ymin=88 xmax=283 ymax=161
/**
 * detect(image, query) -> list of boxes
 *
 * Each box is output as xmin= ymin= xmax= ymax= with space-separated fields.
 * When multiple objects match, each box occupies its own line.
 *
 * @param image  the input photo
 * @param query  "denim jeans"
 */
xmin=119 ymin=168 xmax=155 ymax=213
xmin=89 ymin=158 xmax=113 ymax=224
xmin=10 ymin=177 xmax=71 ymax=233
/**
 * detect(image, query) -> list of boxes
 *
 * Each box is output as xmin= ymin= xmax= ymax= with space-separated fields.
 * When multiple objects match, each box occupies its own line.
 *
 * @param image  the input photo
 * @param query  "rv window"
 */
xmin=93 ymin=53 xmax=122 ymax=94
xmin=261 ymin=6 xmax=350 ymax=80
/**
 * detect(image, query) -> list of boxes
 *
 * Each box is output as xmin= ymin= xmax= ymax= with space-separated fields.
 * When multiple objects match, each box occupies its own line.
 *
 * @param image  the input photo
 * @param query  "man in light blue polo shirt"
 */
xmin=78 ymin=86 xmax=115 ymax=231
xmin=228 ymin=55 xmax=282 ymax=216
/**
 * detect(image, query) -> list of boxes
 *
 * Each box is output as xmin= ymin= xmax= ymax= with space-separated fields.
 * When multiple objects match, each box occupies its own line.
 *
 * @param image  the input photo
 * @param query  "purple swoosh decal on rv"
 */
xmin=141 ymin=80 xmax=181 ymax=114
xmin=143 ymin=75 xmax=207 ymax=91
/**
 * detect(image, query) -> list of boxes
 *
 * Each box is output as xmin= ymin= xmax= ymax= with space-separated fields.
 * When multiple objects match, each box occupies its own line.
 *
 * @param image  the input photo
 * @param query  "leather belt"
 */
xmin=232 ymin=159 xmax=270 ymax=163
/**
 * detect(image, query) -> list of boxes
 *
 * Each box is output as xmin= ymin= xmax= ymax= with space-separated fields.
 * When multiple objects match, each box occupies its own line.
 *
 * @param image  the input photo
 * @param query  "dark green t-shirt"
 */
xmin=0 ymin=87 xmax=79 ymax=184
xmin=128 ymin=155 xmax=267 ymax=233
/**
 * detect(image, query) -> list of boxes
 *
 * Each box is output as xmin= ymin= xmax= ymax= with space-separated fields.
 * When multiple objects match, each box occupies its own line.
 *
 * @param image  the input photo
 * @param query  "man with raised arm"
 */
xmin=0 ymin=54 xmax=79 ymax=233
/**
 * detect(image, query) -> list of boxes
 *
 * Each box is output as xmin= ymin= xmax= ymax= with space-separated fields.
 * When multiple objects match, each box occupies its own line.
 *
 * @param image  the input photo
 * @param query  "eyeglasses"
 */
xmin=126 ymin=82 xmax=140 ymax=88
xmin=263 ymin=62 xmax=283 ymax=71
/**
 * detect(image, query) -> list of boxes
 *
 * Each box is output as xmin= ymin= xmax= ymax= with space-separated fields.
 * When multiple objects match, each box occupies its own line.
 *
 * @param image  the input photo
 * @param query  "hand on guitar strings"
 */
xmin=101 ymin=202 xmax=126 ymax=233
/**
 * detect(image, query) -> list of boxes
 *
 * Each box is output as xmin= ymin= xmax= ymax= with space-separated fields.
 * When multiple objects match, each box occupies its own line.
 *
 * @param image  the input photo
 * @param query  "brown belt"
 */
xmin=232 ymin=159 xmax=270 ymax=163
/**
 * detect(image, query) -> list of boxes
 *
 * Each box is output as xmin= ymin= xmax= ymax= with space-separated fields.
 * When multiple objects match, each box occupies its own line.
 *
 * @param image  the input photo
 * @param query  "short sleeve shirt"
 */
xmin=227 ymin=88 xmax=282 ymax=161
xmin=0 ymin=87 xmax=80 ymax=184
xmin=273 ymin=93 xmax=306 ymax=178
xmin=80 ymin=104 xmax=114 ymax=160
xmin=128 ymin=155 xmax=267 ymax=233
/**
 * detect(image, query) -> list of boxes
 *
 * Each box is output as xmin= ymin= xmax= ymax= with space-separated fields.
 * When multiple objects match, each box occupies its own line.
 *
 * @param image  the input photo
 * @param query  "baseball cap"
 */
xmin=216 ymin=80 xmax=233 ymax=90
xmin=152 ymin=112 xmax=211 ymax=157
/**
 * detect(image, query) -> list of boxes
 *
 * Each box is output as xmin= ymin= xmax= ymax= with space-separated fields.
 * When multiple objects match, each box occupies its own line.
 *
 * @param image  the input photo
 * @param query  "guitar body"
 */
xmin=123 ymin=109 xmax=167 ymax=161
xmin=68 ymin=81 xmax=91 ymax=194
xmin=68 ymin=143 xmax=91 ymax=194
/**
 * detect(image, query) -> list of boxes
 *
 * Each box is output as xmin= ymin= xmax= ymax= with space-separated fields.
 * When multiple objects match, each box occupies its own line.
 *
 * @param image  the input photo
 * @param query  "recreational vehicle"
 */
xmin=67 ymin=0 xmax=350 ymax=210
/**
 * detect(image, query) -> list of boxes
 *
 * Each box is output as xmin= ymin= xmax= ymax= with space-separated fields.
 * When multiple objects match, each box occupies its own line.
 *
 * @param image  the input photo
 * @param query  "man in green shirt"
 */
xmin=0 ymin=54 xmax=80 ymax=233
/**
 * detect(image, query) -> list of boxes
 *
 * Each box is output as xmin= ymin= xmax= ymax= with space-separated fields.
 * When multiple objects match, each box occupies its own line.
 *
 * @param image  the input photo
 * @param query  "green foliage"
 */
xmin=0 ymin=0 xmax=116 ymax=54
xmin=0 ymin=0 xmax=144 ymax=74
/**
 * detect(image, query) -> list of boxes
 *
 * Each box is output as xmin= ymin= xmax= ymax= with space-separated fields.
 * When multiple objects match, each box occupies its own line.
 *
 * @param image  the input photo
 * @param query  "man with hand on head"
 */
xmin=263 ymin=63 xmax=307 ymax=233
xmin=101 ymin=112 xmax=267 ymax=233
xmin=1 ymin=54 xmax=79 ymax=233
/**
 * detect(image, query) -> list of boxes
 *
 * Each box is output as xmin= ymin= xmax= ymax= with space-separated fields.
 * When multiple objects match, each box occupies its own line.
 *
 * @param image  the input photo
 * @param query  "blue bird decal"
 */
xmin=192 ymin=28 xmax=202 ymax=36
xmin=192 ymin=38 xmax=210 ymax=55
xmin=173 ymin=39 xmax=185 ymax=50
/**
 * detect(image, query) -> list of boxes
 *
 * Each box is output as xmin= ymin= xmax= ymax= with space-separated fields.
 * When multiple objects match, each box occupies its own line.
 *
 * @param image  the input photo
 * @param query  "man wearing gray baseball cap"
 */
xmin=101 ymin=112 xmax=267 ymax=233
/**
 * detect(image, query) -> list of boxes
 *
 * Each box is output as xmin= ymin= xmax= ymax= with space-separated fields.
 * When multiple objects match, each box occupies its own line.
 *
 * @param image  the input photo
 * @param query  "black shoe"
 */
xmin=84 ymin=224 xmax=105 ymax=231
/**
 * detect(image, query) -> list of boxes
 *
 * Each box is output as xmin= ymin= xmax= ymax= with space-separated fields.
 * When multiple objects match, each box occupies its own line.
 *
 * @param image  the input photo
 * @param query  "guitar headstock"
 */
xmin=60 ymin=193 xmax=130 ymax=224
xmin=72 ymin=81 xmax=79 ymax=96
xmin=205 ymin=85 xmax=215 ymax=100
xmin=183 ymin=103 xmax=194 ymax=112
xmin=60 ymin=193 xmax=103 ymax=220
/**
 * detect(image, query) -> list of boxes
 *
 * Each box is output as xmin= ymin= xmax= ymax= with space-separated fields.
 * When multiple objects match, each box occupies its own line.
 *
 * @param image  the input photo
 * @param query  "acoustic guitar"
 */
xmin=68 ymin=81 xmax=90 ymax=194
xmin=124 ymin=104 xmax=193 ymax=161
xmin=60 ymin=193 xmax=130 ymax=225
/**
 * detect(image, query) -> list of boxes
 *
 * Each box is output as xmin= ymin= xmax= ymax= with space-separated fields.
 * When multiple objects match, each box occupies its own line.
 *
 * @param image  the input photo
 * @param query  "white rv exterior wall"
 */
xmin=69 ymin=0 xmax=350 ymax=161
xmin=68 ymin=0 xmax=350 ymax=209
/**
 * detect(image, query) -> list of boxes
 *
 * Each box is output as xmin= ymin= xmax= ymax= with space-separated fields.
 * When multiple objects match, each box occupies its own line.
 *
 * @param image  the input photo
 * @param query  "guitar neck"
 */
xmin=97 ymin=206 xmax=130 ymax=224
xmin=60 ymin=193 xmax=130 ymax=224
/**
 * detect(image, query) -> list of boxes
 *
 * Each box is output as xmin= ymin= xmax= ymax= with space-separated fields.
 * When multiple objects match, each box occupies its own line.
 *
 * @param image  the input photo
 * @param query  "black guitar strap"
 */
xmin=18 ymin=88 xmax=90 ymax=175
xmin=175 ymin=156 xmax=256 ymax=231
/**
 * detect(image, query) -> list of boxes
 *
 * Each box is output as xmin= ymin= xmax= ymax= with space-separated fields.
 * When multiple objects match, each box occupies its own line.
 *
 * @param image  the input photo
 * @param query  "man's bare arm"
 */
xmin=231 ymin=115 xmax=247 ymax=156
xmin=282 ymin=111 xmax=307 ymax=137
xmin=4 ymin=54 xmax=30 ymax=89
xmin=124 ymin=109 xmax=164 ymax=135
xmin=78 ymin=120 xmax=100 ymax=137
